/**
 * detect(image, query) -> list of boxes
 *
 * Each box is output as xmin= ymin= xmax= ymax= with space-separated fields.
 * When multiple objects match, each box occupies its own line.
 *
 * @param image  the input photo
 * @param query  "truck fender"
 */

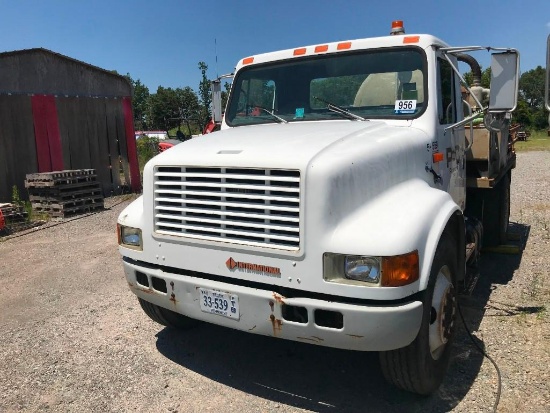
xmin=325 ymin=178 xmax=462 ymax=293
xmin=118 ymin=195 xmax=144 ymax=229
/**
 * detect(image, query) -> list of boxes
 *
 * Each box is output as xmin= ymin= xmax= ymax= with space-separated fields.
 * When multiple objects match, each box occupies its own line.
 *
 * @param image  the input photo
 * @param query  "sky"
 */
xmin=1 ymin=0 xmax=549 ymax=93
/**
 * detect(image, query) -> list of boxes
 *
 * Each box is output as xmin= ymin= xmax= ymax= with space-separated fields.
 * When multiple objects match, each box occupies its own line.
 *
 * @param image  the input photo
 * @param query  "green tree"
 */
xmin=125 ymin=74 xmax=150 ymax=130
xmin=463 ymin=67 xmax=491 ymax=88
xmin=198 ymin=61 xmax=212 ymax=129
xmin=516 ymin=66 xmax=547 ymax=129
xmin=148 ymin=86 xmax=200 ymax=130
xmin=519 ymin=66 xmax=545 ymax=109
xmin=513 ymin=99 xmax=532 ymax=126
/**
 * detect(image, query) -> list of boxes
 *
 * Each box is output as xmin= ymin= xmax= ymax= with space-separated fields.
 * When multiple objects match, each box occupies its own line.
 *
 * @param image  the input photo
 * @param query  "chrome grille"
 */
xmin=154 ymin=166 xmax=301 ymax=250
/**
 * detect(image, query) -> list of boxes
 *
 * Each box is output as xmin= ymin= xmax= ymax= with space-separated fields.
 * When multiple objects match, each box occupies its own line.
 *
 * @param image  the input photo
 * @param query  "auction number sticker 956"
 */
xmin=199 ymin=288 xmax=239 ymax=320
xmin=394 ymin=100 xmax=417 ymax=114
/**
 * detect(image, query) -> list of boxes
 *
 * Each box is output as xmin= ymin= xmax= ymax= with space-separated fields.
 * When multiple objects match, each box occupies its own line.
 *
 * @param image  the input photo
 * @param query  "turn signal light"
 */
xmin=381 ymin=250 xmax=419 ymax=287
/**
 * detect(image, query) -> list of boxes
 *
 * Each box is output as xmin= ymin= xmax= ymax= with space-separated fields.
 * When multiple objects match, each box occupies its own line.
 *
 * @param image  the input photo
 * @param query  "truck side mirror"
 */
xmin=211 ymin=80 xmax=222 ymax=123
xmin=488 ymin=51 xmax=520 ymax=113
xmin=545 ymin=35 xmax=550 ymax=112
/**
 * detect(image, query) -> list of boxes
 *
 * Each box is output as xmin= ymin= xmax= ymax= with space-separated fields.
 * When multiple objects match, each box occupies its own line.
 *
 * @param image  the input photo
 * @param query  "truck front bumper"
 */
xmin=123 ymin=259 xmax=423 ymax=352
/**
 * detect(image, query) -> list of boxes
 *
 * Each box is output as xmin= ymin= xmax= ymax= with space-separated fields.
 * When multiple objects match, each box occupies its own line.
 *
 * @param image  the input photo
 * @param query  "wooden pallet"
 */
xmin=0 ymin=203 xmax=28 ymax=230
xmin=32 ymin=203 xmax=104 ymax=218
xmin=29 ymin=186 xmax=102 ymax=203
xmin=25 ymin=169 xmax=98 ymax=188
xmin=31 ymin=194 xmax=104 ymax=210
xmin=25 ymin=169 xmax=105 ymax=218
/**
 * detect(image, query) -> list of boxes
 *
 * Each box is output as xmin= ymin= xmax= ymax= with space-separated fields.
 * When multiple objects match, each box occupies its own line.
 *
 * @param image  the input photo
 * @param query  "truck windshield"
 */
xmin=226 ymin=47 xmax=426 ymax=126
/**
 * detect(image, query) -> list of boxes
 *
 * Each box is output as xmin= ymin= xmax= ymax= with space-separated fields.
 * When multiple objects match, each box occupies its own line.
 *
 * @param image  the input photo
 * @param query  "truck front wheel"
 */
xmin=379 ymin=233 xmax=457 ymax=395
xmin=138 ymin=298 xmax=199 ymax=330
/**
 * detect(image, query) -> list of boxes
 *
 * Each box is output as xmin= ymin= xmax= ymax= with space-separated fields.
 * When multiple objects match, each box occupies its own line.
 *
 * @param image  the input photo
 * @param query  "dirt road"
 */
xmin=1 ymin=151 xmax=548 ymax=412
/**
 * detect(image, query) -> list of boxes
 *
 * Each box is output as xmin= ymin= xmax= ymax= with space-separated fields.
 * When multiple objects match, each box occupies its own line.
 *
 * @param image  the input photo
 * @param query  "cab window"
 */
xmin=438 ymin=58 xmax=456 ymax=124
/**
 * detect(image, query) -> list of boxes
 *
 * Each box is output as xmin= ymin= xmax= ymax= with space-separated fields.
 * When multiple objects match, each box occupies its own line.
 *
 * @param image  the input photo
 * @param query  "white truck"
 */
xmin=118 ymin=22 xmax=521 ymax=394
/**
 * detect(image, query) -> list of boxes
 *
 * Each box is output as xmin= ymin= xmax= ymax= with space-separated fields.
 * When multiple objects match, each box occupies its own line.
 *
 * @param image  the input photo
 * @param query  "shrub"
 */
xmin=136 ymin=135 xmax=159 ymax=172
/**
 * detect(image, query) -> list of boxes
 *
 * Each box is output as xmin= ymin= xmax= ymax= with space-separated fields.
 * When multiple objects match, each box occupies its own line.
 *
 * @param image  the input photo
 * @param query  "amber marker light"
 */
xmin=314 ymin=45 xmax=329 ymax=53
xmin=403 ymin=36 xmax=420 ymax=44
xmin=433 ymin=152 xmax=445 ymax=163
xmin=293 ymin=48 xmax=307 ymax=56
xmin=337 ymin=42 xmax=352 ymax=50
xmin=242 ymin=57 xmax=254 ymax=65
xmin=381 ymin=250 xmax=419 ymax=287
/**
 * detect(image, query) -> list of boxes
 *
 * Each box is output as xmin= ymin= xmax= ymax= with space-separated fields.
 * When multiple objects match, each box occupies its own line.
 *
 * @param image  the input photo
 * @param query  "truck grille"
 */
xmin=153 ymin=166 xmax=301 ymax=250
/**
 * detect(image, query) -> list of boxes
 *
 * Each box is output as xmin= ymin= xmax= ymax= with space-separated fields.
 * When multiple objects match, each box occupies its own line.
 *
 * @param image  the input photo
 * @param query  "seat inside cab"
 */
xmin=353 ymin=70 xmax=424 ymax=107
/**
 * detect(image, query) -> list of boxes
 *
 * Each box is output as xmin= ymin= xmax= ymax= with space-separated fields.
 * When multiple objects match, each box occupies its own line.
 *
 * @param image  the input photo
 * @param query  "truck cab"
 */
xmin=118 ymin=23 xmax=519 ymax=394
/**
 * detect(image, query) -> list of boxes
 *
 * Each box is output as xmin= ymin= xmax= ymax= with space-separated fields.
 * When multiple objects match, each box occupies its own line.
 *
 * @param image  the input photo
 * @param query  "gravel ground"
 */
xmin=0 ymin=151 xmax=548 ymax=413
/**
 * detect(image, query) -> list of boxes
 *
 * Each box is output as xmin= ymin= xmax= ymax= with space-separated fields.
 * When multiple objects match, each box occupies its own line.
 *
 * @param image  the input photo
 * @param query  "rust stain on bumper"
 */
xmin=269 ymin=314 xmax=283 ymax=336
xmin=169 ymin=281 xmax=177 ymax=304
xmin=272 ymin=292 xmax=285 ymax=305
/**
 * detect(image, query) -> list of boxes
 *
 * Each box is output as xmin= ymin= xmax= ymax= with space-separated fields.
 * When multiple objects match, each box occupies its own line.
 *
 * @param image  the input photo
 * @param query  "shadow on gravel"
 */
xmin=157 ymin=324 xmax=456 ymax=413
xmin=447 ymin=221 xmax=531 ymax=407
xmin=154 ymin=222 xmax=530 ymax=413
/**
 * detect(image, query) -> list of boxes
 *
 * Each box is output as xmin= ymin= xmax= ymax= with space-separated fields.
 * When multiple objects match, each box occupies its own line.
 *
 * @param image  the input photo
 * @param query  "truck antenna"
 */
xmin=215 ymin=38 xmax=219 ymax=78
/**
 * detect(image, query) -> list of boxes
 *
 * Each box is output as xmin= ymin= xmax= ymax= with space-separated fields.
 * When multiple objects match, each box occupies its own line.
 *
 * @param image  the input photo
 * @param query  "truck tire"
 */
xmin=379 ymin=233 xmax=457 ymax=395
xmin=138 ymin=298 xmax=199 ymax=330
xmin=465 ymin=171 xmax=510 ymax=247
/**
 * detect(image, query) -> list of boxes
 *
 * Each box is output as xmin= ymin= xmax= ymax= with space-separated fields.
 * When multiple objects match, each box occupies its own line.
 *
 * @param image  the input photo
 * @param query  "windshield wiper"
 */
xmin=255 ymin=106 xmax=288 ymax=124
xmin=313 ymin=96 xmax=367 ymax=121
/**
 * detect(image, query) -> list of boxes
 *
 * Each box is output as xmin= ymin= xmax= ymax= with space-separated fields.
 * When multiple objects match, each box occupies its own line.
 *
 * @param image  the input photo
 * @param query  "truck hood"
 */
xmin=152 ymin=120 xmax=416 ymax=169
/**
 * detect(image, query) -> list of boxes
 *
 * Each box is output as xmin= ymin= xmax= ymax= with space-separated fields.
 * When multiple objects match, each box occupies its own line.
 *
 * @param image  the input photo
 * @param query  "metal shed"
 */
xmin=0 ymin=48 xmax=140 ymax=201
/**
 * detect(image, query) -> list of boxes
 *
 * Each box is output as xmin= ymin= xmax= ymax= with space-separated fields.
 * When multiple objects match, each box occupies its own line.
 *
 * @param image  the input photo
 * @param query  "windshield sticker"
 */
xmin=394 ymin=100 xmax=417 ymax=114
xmin=295 ymin=107 xmax=305 ymax=119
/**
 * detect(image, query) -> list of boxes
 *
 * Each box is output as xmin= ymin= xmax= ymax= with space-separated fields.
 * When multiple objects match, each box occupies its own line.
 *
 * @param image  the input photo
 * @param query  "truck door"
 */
xmin=434 ymin=56 xmax=466 ymax=210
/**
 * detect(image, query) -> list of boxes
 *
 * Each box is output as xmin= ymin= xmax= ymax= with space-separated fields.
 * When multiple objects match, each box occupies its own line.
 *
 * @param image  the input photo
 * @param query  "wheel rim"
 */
xmin=428 ymin=265 xmax=455 ymax=360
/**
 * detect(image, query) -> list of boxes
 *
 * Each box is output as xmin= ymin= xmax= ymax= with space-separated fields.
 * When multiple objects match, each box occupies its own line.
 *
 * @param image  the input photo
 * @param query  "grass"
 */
xmin=514 ymin=130 xmax=550 ymax=152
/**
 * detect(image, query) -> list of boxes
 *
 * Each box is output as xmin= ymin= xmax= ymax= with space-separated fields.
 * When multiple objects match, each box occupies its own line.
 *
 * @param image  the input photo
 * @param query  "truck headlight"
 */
xmin=323 ymin=251 xmax=419 ymax=287
xmin=117 ymin=224 xmax=142 ymax=250
xmin=345 ymin=256 xmax=381 ymax=283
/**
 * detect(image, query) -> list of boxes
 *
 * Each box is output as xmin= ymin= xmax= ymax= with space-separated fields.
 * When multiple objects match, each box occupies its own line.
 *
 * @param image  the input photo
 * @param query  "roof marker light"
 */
xmin=337 ymin=42 xmax=352 ymax=50
xmin=314 ymin=45 xmax=329 ymax=53
xmin=242 ymin=57 xmax=254 ymax=65
xmin=293 ymin=48 xmax=307 ymax=56
xmin=403 ymin=36 xmax=420 ymax=44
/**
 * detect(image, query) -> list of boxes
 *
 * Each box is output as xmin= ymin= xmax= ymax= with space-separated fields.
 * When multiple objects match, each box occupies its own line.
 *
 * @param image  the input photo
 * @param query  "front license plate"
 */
xmin=199 ymin=288 xmax=239 ymax=320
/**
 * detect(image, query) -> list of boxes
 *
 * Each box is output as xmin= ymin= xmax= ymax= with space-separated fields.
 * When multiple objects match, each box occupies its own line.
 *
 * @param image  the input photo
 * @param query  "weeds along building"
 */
xmin=0 ymin=48 xmax=140 ymax=201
